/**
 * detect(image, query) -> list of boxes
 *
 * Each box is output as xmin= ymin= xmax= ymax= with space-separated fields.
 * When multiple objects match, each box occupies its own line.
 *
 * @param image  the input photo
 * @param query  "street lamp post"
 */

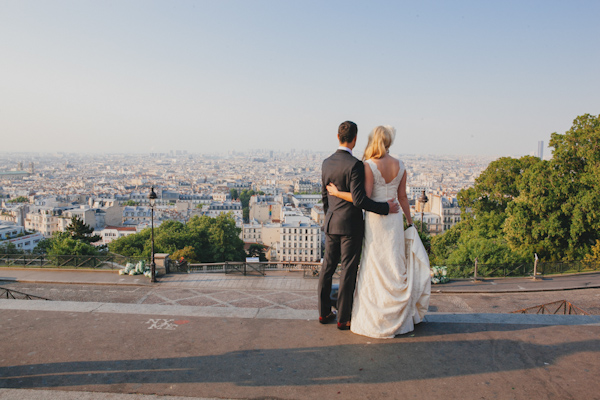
xmin=149 ymin=187 xmax=157 ymax=283
xmin=418 ymin=190 xmax=429 ymax=234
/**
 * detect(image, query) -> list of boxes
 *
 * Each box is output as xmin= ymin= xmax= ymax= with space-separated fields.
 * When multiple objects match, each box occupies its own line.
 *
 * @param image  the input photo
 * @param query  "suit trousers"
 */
xmin=318 ymin=232 xmax=364 ymax=323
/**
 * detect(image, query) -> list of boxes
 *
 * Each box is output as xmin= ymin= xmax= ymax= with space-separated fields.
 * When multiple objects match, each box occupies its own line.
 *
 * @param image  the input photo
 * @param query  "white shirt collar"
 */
xmin=338 ymin=146 xmax=352 ymax=155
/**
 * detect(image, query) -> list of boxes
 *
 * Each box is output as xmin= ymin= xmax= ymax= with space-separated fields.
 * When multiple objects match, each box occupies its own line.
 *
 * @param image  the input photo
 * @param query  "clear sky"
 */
xmin=1 ymin=1 xmax=598 ymax=157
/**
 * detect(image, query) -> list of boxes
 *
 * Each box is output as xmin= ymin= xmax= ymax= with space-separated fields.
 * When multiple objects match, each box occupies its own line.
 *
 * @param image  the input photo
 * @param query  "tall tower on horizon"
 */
xmin=537 ymin=141 xmax=544 ymax=160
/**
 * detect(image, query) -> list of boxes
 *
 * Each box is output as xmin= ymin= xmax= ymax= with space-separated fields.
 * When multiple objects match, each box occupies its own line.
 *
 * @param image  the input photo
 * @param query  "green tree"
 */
xmin=238 ymin=189 xmax=255 ymax=208
xmin=584 ymin=240 xmax=600 ymax=262
xmin=229 ymin=188 xmax=239 ymax=200
xmin=433 ymin=113 xmax=600 ymax=265
xmin=504 ymin=114 xmax=600 ymax=261
xmin=123 ymin=200 xmax=140 ymax=206
xmin=238 ymin=189 xmax=256 ymax=223
xmin=32 ymin=238 xmax=53 ymax=254
xmin=108 ymin=229 xmax=150 ymax=257
xmin=247 ymin=243 xmax=267 ymax=261
xmin=431 ymin=156 xmax=540 ymax=266
xmin=8 ymin=196 xmax=28 ymax=203
xmin=65 ymin=216 xmax=102 ymax=244
xmin=0 ymin=242 xmax=24 ymax=254
xmin=208 ymin=213 xmax=246 ymax=262
xmin=108 ymin=213 xmax=245 ymax=262
xmin=46 ymin=234 xmax=99 ymax=256
xmin=171 ymin=246 xmax=198 ymax=263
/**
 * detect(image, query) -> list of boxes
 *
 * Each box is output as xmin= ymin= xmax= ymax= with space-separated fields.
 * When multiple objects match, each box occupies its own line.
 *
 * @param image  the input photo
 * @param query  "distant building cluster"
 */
xmin=0 ymin=150 xmax=494 ymax=254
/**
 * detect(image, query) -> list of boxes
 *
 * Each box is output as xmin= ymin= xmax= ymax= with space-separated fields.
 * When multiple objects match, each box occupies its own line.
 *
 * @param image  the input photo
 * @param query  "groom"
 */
xmin=319 ymin=121 xmax=399 ymax=330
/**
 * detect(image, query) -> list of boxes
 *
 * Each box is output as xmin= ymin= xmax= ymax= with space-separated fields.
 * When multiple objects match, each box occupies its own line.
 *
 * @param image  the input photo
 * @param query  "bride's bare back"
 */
xmin=367 ymin=154 xmax=400 ymax=183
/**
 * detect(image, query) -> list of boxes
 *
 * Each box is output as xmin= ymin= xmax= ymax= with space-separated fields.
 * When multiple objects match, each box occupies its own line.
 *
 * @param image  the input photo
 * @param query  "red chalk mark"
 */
xmin=173 ymin=320 xmax=190 ymax=325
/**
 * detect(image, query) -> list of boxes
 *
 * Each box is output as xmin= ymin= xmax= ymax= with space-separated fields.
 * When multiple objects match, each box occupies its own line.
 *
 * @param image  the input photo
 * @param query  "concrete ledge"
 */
xmin=2 ymin=299 xmax=599 ymax=325
xmin=0 ymin=388 xmax=217 ymax=400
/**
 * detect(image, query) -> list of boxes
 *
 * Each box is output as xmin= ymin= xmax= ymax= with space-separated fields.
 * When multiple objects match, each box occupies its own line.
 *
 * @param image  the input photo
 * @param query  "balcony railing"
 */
xmin=1 ymin=253 xmax=598 ymax=280
xmin=442 ymin=261 xmax=600 ymax=279
xmin=186 ymin=261 xmax=322 ymax=276
xmin=0 ymin=253 xmax=146 ymax=270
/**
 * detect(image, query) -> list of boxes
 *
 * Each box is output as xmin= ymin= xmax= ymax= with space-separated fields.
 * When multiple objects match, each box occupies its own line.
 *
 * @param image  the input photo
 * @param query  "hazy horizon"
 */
xmin=1 ymin=1 xmax=597 ymax=157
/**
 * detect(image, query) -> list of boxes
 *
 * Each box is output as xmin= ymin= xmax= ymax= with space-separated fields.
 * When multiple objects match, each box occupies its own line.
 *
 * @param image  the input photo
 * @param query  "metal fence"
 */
xmin=440 ymin=261 xmax=600 ymax=279
xmin=2 ymin=253 xmax=598 ymax=279
xmin=0 ymin=253 xmax=147 ymax=270
xmin=186 ymin=261 xmax=322 ymax=276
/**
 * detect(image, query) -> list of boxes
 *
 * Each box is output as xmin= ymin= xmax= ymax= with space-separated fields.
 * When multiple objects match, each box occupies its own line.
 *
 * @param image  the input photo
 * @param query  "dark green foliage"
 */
xmin=32 ymin=238 xmax=52 ymax=254
xmin=238 ymin=189 xmax=256 ymax=223
xmin=171 ymin=246 xmax=198 ymax=263
xmin=108 ymin=214 xmax=246 ymax=262
xmin=29 ymin=217 xmax=102 ymax=256
xmin=238 ymin=189 xmax=255 ymax=208
xmin=504 ymin=113 xmax=600 ymax=261
xmin=432 ymin=113 xmax=600 ymax=265
xmin=0 ymin=242 xmax=24 ymax=254
xmin=7 ymin=196 xmax=28 ymax=203
xmin=65 ymin=216 xmax=102 ymax=244
xmin=247 ymin=243 xmax=267 ymax=261
xmin=46 ymin=233 xmax=99 ymax=256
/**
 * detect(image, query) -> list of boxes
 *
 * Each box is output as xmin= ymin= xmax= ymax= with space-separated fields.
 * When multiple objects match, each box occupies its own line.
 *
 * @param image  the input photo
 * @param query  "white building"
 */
xmin=249 ymin=195 xmax=283 ymax=223
xmin=25 ymin=209 xmax=71 ymax=238
xmin=278 ymin=221 xmax=322 ymax=262
xmin=411 ymin=211 xmax=443 ymax=236
xmin=291 ymin=194 xmax=321 ymax=208
xmin=0 ymin=221 xmax=44 ymax=252
xmin=202 ymin=201 xmax=243 ymax=219
xmin=240 ymin=218 xmax=322 ymax=262
xmin=294 ymin=179 xmax=313 ymax=193
xmin=122 ymin=206 xmax=154 ymax=226
xmin=311 ymin=204 xmax=325 ymax=228
xmin=96 ymin=226 xmax=137 ymax=246
xmin=425 ymin=194 xmax=462 ymax=233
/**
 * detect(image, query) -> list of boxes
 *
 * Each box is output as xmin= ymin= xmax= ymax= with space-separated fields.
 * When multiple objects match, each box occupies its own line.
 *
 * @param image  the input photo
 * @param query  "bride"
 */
xmin=326 ymin=125 xmax=431 ymax=338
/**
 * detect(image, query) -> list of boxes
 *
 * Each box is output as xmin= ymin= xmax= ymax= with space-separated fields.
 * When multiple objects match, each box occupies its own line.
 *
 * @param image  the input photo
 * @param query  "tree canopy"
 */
xmin=108 ymin=213 xmax=246 ymax=262
xmin=7 ymin=196 xmax=28 ymax=203
xmin=431 ymin=113 xmax=600 ymax=265
xmin=65 ymin=216 xmax=102 ymax=244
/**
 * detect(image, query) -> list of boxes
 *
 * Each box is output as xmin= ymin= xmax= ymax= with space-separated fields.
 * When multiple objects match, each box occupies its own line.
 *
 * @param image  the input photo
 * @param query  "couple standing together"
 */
xmin=318 ymin=121 xmax=431 ymax=339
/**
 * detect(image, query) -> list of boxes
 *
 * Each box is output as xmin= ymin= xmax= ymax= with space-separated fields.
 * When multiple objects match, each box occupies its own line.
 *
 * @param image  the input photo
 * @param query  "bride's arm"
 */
xmin=326 ymin=182 xmax=353 ymax=202
xmin=397 ymin=171 xmax=413 ymax=225
xmin=326 ymin=163 xmax=375 ymax=203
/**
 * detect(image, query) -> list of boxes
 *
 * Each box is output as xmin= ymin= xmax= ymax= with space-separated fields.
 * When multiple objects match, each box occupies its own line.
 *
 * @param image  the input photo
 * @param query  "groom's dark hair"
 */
xmin=338 ymin=121 xmax=357 ymax=144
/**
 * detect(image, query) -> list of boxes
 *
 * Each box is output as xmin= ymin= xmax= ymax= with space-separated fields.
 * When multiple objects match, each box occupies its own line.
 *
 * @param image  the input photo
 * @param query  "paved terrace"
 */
xmin=1 ymin=269 xmax=600 ymax=399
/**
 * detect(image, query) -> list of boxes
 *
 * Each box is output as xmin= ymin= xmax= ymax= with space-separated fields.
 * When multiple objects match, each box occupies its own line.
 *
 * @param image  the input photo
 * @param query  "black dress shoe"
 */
xmin=337 ymin=321 xmax=351 ymax=330
xmin=319 ymin=312 xmax=336 ymax=324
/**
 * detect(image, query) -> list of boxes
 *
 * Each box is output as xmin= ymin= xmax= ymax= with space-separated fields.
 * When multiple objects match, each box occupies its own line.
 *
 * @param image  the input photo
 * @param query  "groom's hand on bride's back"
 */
xmin=387 ymin=200 xmax=400 ymax=214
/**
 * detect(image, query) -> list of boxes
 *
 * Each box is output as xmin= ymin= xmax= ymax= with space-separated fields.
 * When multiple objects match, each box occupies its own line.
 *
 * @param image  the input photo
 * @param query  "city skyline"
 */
xmin=1 ymin=1 xmax=598 ymax=157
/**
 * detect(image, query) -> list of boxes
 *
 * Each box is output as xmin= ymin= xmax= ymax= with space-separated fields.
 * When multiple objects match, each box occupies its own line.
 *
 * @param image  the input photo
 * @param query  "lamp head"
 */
xmin=418 ymin=190 xmax=428 ymax=204
xmin=149 ymin=187 xmax=157 ymax=207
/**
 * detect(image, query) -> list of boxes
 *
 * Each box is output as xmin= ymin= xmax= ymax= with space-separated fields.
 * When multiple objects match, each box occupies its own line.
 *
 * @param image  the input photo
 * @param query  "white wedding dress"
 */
xmin=350 ymin=159 xmax=432 ymax=338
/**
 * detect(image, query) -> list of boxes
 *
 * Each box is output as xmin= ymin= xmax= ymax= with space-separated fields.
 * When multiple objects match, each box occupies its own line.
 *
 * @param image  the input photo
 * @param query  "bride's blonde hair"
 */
xmin=363 ymin=125 xmax=396 ymax=160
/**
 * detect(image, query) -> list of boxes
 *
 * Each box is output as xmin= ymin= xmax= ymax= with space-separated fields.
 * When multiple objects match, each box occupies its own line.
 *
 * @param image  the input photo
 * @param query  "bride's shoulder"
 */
xmin=385 ymin=155 xmax=401 ymax=166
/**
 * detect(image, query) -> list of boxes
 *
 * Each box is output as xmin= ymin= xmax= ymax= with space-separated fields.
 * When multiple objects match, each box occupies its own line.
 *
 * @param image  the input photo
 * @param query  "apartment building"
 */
xmin=0 ymin=222 xmax=44 ymax=252
xmin=278 ymin=221 xmax=322 ymax=262
xmin=202 ymin=201 xmax=242 ymax=219
xmin=25 ymin=210 xmax=71 ymax=238
xmin=96 ymin=226 xmax=137 ymax=246
xmin=249 ymin=195 xmax=283 ymax=223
